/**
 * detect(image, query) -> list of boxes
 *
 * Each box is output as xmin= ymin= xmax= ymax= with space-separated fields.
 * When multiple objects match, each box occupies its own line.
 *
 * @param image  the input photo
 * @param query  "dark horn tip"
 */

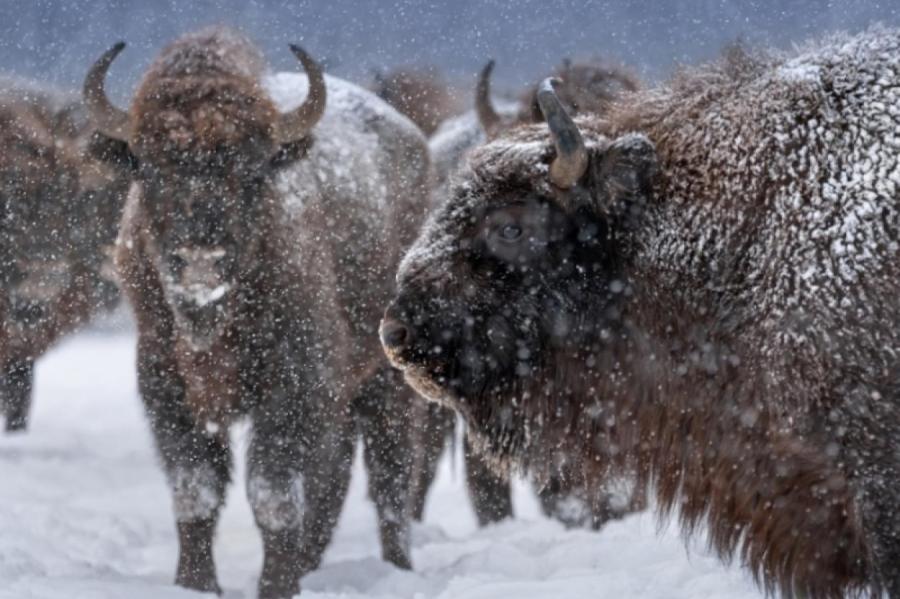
xmin=483 ymin=59 xmax=495 ymax=74
xmin=112 ymin=41 xmax=126 ymax=51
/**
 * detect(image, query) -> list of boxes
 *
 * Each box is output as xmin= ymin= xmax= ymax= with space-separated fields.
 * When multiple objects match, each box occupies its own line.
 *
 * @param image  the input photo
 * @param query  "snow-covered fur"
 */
xmin=111 ymin=27 xmax=429 ymax=599
xmin=386 ymin=28 xmax=900 ymax=598
xmin=0 ymin=79 xmax=127 ymax=432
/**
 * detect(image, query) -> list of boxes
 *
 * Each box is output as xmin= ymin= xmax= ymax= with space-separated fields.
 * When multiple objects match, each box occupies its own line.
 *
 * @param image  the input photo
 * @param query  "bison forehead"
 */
xmin=397 ymin=184 xmax=476 ymax=285
xmin=132 ymin=76 xmax=278 ymax=166
xmin=400 ymin=116 xmax=613 ymax=284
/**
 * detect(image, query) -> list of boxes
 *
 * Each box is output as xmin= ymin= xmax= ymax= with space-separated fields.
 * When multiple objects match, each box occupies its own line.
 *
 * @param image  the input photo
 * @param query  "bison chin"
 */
xmin=381 ymin=298 xmax=543 ymax=467
xmin=170 ymin=290 xmax=232 ymax=352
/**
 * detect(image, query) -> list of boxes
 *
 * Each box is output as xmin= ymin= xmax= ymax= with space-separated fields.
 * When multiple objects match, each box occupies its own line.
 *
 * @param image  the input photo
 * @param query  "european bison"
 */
xmin=84 ymin=27 xmax=429 ymax=598
xmin=384 ymin=29 xmax=900 ymax=598
xmin=417 ymin=59 xmax=644 ymax=529
xmin=0 ymin=79 xmax=128 ymax=432
xmin=371 ymin=66 xmax=464 ymax=136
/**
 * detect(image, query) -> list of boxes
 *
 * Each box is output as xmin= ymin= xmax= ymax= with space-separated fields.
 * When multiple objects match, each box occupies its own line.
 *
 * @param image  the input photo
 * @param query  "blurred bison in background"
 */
xmin=385 ymin=28 xmax=900 ymax=598
xmin=84 ymin=27 xmax=429 ymax=599
xmin=413 ymin=59 xmax=643 ymax=530
xmin=0 ymin=79 xmax=128 ymax=432
xmin=371 ymin=66 xmax=464 ymax=136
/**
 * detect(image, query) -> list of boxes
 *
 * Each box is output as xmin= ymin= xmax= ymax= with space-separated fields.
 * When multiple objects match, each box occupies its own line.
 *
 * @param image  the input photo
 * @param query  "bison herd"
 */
xmin=1 ymin=23 xmax=898 ymax=599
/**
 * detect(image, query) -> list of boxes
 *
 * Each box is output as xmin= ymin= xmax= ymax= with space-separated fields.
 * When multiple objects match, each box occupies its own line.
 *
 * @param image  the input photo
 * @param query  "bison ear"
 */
xmin=87 ymin=131 xmax=138 ymax=172
xmin=588 ymin=133 xmax=658 ymax=228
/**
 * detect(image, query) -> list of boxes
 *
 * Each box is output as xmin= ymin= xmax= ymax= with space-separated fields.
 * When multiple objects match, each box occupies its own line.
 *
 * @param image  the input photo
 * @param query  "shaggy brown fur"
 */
xmin=372 ymin=66 xmax=464 ymax=135
xmin=0 ymin=80 xmax=128 ymax=432
xmin=386 ymin=29 xmax=900 ymax=598
xmin=516 ymin=59 xmax=640 ymax=125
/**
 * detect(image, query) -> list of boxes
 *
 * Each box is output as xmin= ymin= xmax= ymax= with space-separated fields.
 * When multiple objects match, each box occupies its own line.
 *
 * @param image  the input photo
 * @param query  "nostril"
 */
xmin=380 ymin=318 xmax=411 ymax=350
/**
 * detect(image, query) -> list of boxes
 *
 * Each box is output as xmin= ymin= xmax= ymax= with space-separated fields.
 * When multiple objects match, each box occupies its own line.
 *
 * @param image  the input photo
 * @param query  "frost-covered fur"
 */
xmin=112 ymin=27 xmax=429 ymax=599
xmin=388 ymin=28 xmax=900 ymax=598
xmin=0 ymin=79 xmax=128 ymax=432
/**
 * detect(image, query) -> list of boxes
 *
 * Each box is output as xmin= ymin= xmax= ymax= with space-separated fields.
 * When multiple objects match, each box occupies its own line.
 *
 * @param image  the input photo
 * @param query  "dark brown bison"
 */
xmin=84 ymin=27 xmax=429 ymax=598
xmin=0 ymin=79 xmax=129 ymax=432
xmin=415 ymin=59 xmax=644 ymax=529
xmin=384 ymin=28 xmax=900 ymax=598
xmin=371 ymin=66 xmax=464 ymax=136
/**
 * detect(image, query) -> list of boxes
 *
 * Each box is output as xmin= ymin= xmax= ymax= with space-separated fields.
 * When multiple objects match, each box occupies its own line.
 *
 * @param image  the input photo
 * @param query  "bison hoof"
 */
xmin=175 ymin=568 xmax=221 ymax=595
xmin=385 ymin=549 xmax=412 ymax=571
xmin=4 ymin=417 xmax=28 ymax=433
xmin=257 ymin=576 xmax=301 ymax=599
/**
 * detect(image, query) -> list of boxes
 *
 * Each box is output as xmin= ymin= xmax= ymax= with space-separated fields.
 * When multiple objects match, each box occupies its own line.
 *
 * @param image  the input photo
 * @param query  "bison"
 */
xmin=384 ymin=29 xmax=900 ymax=598
xmin=0 ymin=79 xmax=129 ymax=432
xmin=84 ymin=27 xmax=429 ymax=598
xmin=416 ymin=59 xmax=644 ymax=529
xmin=371 ymin=66 xmax=464 ymax=136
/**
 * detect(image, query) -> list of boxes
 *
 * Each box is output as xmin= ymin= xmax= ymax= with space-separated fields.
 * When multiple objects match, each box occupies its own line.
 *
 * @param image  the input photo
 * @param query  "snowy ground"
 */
xmin=0 ymin=328 xmax=764 ymax=599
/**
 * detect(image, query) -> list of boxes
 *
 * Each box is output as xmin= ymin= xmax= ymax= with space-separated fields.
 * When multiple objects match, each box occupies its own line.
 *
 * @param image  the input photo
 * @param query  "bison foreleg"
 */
xmin=464 ymin=432 xmax=513 ymax=526
xmin=2 ymin=356 xmax=34 ymax=432
xmin=247 ymin=402 xmax=354 ymax=599
xmin=409 ymin=401 xmax=454 ymax=521
xmin=355 ymin=367 xmax=414 ymax=569
xmin=138 ymin=338 xmax=230 ymax=594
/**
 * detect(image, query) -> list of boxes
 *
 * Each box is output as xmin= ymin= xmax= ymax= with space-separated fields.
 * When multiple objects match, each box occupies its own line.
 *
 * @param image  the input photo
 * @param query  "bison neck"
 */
xmin=175 ymin=334 xmax=241 ymax=430
xmin=546 ymin=223 xmax=870 ymax=595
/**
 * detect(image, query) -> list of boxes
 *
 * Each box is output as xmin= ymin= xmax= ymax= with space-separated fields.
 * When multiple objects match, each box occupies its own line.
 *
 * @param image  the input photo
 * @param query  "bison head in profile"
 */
xmin=83 ymin=38 xmax=325 ymax=349
xmin=382 ymin=79 xmax=657 ymax=462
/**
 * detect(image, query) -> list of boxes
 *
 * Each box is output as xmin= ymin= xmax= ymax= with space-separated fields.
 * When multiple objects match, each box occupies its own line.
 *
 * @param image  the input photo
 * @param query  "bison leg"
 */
xmin=464 ymin=432 xmax=513 ymax=525
xmin=409 ymin=401 xmax=455 ymax=521
xmin=247 ymin=406 xmax=354 ymax=599
xmin=845 ymin=395 xmax=900 ymax=596
xmin=356 ymin=367 xmax=414 ymax=569
xmin=2 ymin=356 xmax=35 ymax=432
xmin=536 ymin=469 xmax=599 ymax=529
xmin=138 ymin=338 xmax=229 ymax=594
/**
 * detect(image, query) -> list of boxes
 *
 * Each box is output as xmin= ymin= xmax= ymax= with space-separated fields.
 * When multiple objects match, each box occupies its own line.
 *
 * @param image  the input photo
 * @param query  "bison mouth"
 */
xmin=380 ymin=302 xmax=535 ymax=465
xmin=170 ymin=284 xmax=232 ymax=351
xmin=380 ymin=317 xmax=460 ymax=408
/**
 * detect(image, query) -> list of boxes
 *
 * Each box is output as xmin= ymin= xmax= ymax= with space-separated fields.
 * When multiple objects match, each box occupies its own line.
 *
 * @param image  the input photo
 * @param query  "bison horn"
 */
xmin=83 ymin=41 xmax=131 ymax=142
xmin=274 ymin=45 xmax=327 ymax=145
xmin=536 ymin=78 xmax=588 ymax=189
xmin=476 ymin=60 xmax=501 ymax=135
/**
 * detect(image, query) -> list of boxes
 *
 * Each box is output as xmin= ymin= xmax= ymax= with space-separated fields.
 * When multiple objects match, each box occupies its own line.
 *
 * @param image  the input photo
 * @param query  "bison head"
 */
xmin=82 ymin=40 xmax=326 ymax=349
xmin=382 ymin=79 xmax=657 ymax=463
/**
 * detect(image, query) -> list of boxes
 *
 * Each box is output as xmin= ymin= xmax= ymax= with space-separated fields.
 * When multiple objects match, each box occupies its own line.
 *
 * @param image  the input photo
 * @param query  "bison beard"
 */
xmin=86 ymin=26 xmax=429 ymax=599
xmin=386 ymin=28 xmax=900 ymax=599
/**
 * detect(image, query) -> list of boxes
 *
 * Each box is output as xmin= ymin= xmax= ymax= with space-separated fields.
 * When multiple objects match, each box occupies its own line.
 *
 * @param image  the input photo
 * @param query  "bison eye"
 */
xmin=498 ymin=223 xmax=523 ymax=242
xmin=169 ymin=254 xmax=187 ymax=273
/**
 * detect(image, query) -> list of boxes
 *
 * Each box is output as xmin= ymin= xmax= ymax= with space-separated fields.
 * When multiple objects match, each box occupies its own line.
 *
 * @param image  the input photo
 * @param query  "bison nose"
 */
xmin=380 ymin=317 xmax=411 ymax=350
